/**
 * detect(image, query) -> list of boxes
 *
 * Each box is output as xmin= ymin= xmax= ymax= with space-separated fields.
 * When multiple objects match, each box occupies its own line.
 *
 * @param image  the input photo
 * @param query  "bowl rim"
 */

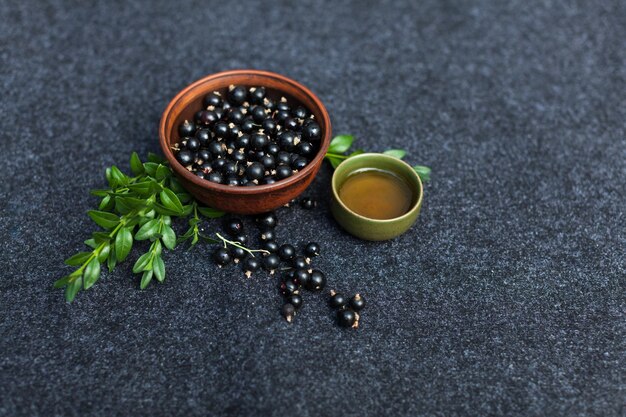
xmin=159 ymin=69 xmax=332 ymax=195
xmin=331 ymin=153 xmax=424 ymax=223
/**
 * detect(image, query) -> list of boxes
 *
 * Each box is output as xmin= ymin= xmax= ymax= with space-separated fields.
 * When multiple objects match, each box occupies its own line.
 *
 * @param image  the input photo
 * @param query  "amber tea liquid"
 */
xmin=338 ymin=169 xmax=413 ymax=220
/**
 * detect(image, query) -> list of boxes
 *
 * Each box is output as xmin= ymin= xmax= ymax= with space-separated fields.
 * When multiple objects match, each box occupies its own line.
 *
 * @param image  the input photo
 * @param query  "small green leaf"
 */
xmin=132 ymin=252 xmax=152 ymax=273
xmin=135 ymin=219 xmax=159 ymax=241
xmin=98 ymin=194 xmax=114 ymax=211
xmin=115 ymin=227 xmax=133 ymax=261
xmin=326 ymin=156 xmax=342 ymax=169
xmin=143 ymin=162 xmax=159 ymax=177
xmin=130 ymin=152 xmax=145 ymax=175
xmin=413 ymin=165 xmax=431 ymax=182
xmin=161 ymin=225 xmax=176 ymax=250
xmin=107 ymin=249 xmax=117 ymax=272
xmin=97 ymin=244 xmax=110 ymax=262
xmin=90 ymin=189 xmax=110 ymax=197
xmin=153 ymin=256 xmax=165 ymax=282
xmin=109 ymin=165 xmax=128 ymax=187
xmin=117 ymin=196 xmax=147 ymax=210
xmin=84 ymin=238 xmax=97 ymax=249
xmin=160 ymin=189 xmax=183 ymax=213
xmin=155 ymin=164 xmax=171 ymax=181
xmin=197 ymin=206 xmax=225 ymax=218
xmin=328 ymin=135 xmax=354 ymax=153
xmin=54 ymin=275 xmax=72 ymax=288
xmin=383 ymin=149 xmax=407 ymax=159
xmin=83 ymin=258 xmax=101 ymax=290
xmin=65 ymin=278 xmax=82 ymax=302
xmin=64 ymin=252 xmax=92 ymax=266
xmin=147 ymin=152 xmax=166 ymax=164
xmin=140 ymin=270 xmax=153 ymax=289
xmin=88 ymin=210 xmax=120 ymax=229
xmin=92 ymin=231 xmax=111 ymax=244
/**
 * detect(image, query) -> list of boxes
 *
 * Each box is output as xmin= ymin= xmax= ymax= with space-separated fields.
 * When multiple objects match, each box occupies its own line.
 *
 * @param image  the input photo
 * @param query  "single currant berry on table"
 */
xmin=262 ymin=240 xmax=279 ymax=254
xmin=306 ymin=269 xmax=326 ymax=291
xmin=281 ymin=278 xmax=300 ymax=296
xmin=229 ymin=245 xmax=246 ymax=261
xmin=178 ymin=120 xmax=195 ymax=137
xmin=337 ymin=309 xmax=357 ymax=328
xmin=329 ymin=290 xmax=347 ymax=309
xmin=292 ymin=255 xmax=308 ymax=270
xmin=300 ymin=197 xmax=316 ymax=210
xmin=277 ymin=244 xmax=296 ymax=261
xmin=256 ymin=212 xmax=277 ymax=229
xmin=233 ymin=234 xmax=248 ymax=245
xmin=212 ymin=247 xmax=231 ymax=266
xmin=260 ymin=229 xmax=275 ymax=241
xmin=263 ymin=254 xmax=281 ymax=272
xmin=293 ymin=268 xmax=311 ymax=287
xmin=350 ymin=294 xmax=366 ymax=311
xmin=304 ymin=242 xmax=321 ymax=257
xmin=282 ymin=303 xmax=296 ymax=323
xmin=242 ymin=257 xmax=261 ymax=278
xmin=223 ymin=217 xmax=244 ymax=237
xmin=286 ymin=294 xmax=303 ymax=310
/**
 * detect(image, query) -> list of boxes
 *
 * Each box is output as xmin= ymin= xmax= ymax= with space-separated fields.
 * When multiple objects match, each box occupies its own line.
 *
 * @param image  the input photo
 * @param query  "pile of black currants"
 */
xmin=329 ymin=291 xmax=366 ymax=328
xmin=173 ymin=85 xmax=322 ymax=186
xmin=211 ymin=199 xmax=364 ymax=328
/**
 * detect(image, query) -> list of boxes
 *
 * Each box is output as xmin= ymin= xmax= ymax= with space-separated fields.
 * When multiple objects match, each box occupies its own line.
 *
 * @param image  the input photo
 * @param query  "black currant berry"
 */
xmin=251 ymin=105 xmax=267 ymax=123
xmin=275 ymin=110 xmax=290 ymax=123
xmin=241 ymin=118 xmax=255 ymax=133
xmin=291 ymin=157 xmax=307 ymax=171
xmin=214 ymin=107 xmax=225 ymax=120
xmin=250 ymin=133 xmax=268 ymax=150
xmin=262 ymin=240 xmax=279 ymax=253
xmin=292 ymin=256 xmax=308 ymax=269
xmin=283 ymin=117 xmax=298 ymax=130
xmin=296 ymin=141 xmax=315 ymax=158
xmin=207 ymin=172 xmax=223 ymax=184
xmin=195 ymin=129 xmax=211 ymax=146
xmin=275 ymin=165 xmax=292 ymax=180
xmin=293 ymin=269 xmax=311 ymax=287
xmin=282 ymin=303 xmax=296 ymax=323
xmin=249 ymin=86 xmax=266 ymax=104
xmin=329 ymin=291 xmax=347 ymax=309
xmin=229 ymin=245 xmax=246 ymax=260
xmin=231 ymin=151 xmax=246 ymax=163
xmin=177 ymin=150 xmax=193 ymax=166
xmin=277 ymin=131 xmax=296 ymax=151
xmin=265 ymin=143 xmax=280 ymax=156
xmin=195 ymin=171 xmax=206 ymax=179
xmin=260 ymin=154 xmax=275 ymax=170
xmin=243 ymin=257 xmax=261 ymax=277
xmin=302 ymin=121 xmax=321 ymax=141
xmin=256 ymin=212 xmax=277 ymax=229
xmin=178 ymin=120 xmax=195 ymax=137
xmin=281 ymin=278 xmax=300 ymax=296
xmin=228 ymin=86 xmax=247 ymax=105
xmin=262 ymin=118 xmax=277 ymax=135
xmin=245 ymin=162 xmax=265 ymax=181
xmin=260 ymin=230 xmax=275 ymax=241
xmin=304 ymin=242 xmax=320 ymax=257
xmin=211 ymin=158 xmax=227 ymax=171
xmin=199 ymin=110 xmax=218 ymax=126
xmin=222 ymin=161 xmax=238 ymax=176
xmin=286 ymin=294 xmax=303 ymax=310
xmin=203 ymin=92 xmax=222 ymax=107
xmin=214 ymin=122 xmax=229 ymax=138
xmin=306 ymin=270 xmax=326 ymax=291
xmin=337 ymin=309 xmax=356 ymax=328
xmin=233 ymin=234 xmax=248 ymax=245
xmin=277 ymin=244 xmax=296 ymax=261
xmin=263 ymin=254 xmax=281 ymax=272
xmin=235 ymin=133 xmax=250 ymax=149
xmin=292 ymin=106 xmax=308 ymax=119
xmin=186 ymin=137 xmax=200 ymax=152
xmin=277 ymin=101 xmax=290 ymax=112
xmin=350 ymin=294 xmax=366 ymax=311
xmin=207 ymin=141 xmax=224 ymax=157
xmin=300 ymin=197 xmax=316 ymax=210
xmin=224 ymin=218 xmax=244 ymax=236
xmin=276 ymin=151 xmax=292 ymax=165
xmin=227 ymin=108 xmax=244 ymax=124
xmin=262 ymin=177 xmax=276 ymax=185
xmin=212 ymin=247 xmax=231 ymax=266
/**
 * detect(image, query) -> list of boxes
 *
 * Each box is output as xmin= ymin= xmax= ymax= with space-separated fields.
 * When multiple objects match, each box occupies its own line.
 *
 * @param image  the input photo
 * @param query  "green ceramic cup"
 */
xmin=331 ymin=153 xmax=423 ymax=241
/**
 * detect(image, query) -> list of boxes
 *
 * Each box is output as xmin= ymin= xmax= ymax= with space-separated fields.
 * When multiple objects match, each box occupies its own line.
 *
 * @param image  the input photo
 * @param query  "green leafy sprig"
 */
xmin=324 ymin=135 xmax=431 ymax=182
xmin=54 ymin=152 xmax=225 ymax=301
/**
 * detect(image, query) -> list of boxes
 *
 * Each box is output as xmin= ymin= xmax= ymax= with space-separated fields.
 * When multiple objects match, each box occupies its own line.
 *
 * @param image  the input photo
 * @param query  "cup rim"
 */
xmin=331 ymin=153 xmax=424 ymax=223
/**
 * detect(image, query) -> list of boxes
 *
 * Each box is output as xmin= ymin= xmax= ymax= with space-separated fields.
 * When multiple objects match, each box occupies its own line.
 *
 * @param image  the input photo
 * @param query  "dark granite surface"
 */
xmin=1 ymin=1 xmax=624 ymax=416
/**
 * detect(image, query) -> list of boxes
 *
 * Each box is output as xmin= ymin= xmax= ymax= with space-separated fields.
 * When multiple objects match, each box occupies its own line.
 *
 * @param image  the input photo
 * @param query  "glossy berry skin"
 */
xmin=263 ymin=254 xmax=281 ymax=271
xmin=283 ymin=117 xmax=298 ymax=130
xmin=300 ymin=197 xmax=316 ymax=210
xmin=241 ymin=118 xmax=255 ymax=133
xmin=337 ymin=309 xmax=356 ymax=328
xmin=207 ymin=172 xmax=223 ymax=184
xmin=211 ymin=158 xmax=226 ymax=171
xmin=196 ymin=149 xmax=211 ymax=164
xmin=292 ymin=256 xmax=307 ymax=270
xmin=233 ymin=234 xmax=248 ymax=245
xmin=229 ymin=245 xmax=246 ymax=260
xmin=231 ymin=151 xmax=246 ymax=163
xmin=212 ymin=247 xmax=231 ymax=266
xmin=260 ymin=230 xmax=275 ymax=241
xmin=306 ymin=270 xmax=326 ymax=291
xmin=286 ymin=294 xmax=303 ymax=310
xmin=249 ymin=86 xmax=266 ymax=104
xmin=235 ymin=134 xmax=250 ymax=149
xmin=277 ymin=101 xmax=290 ymax=112
xmin=256 ymin=212 xmax=277 ymax=229
xmin=262 ymin=118 xmax=277 ymax=135
xmin=281 ymin=279 xmax=299 ymax=296
xmin=214 ymin=122 xmax=229 ymax=138
xmin=277 ymin=244 xmax=296 ymax=261
xmin=203 ymin=92 xmax=222 ymax=107
xmin=178 ymin=120 xmax=195 ymax=137
xmin=184 ymin=137 xmax=200 ymax=152
xmin=282 ymin=303 xmax=296 ymax=323
xmin=275 ymin=165 xmax=292 ymax=180
xmin=243 ymin=257 xmax=261 ymax=273
xmin=277 ymin=131 xmax=296 ymax=151
xmin=292 ymin=106 xmax=308 ymax=119
xmin=291 ymin=157 xmax=307 ymax=171
xmin=293 ymin=269 xmax=311 ymax=286
xmin=195 ymin=129 xmax=211 ymax=145
xmin=265 ymin=143 xmax=280 ymax=156
xmin=208 ymin=141 xmax=224 ymax=157
xmin=224 ymin=218 xmax=244 ymax=236
xmin=227 ymin=108 xmax=244 ymax=124
xmin=275 ymin=110 xmax=290 ymax=123
xmin=222 ymin=161 xmax=238 ymax=176
xmin=304 ymin=242 xmax=321 ymax=257
xmin=276 ymin=151 xmax=292 ymax=165
xmin=245 ymin=162 xmax=265 ymax=181
xmin=262 ymin=177 xmax=276 ymax=185
xmin=177 ymin=150 xmax=193 ymax=166
xmin=350 ymin=294 xmax=366 ymax=311
xmin=302 ymin=121 xmax=321 ymax=141
xmin=260 ymin=154 xmax=275 ymax=170
xmin=228 ymin=86 xmax=247 ymax=105
xmin=329 ymin=292 xmax=347 ymax=309
xmin=250 ymin=133 xmax=268 ymax=150
xmin=262 ymin=240 xmax=279 ymax=253
xmin=296 ymin=141 xmax=315 ymax=158
xmin=251 ymin=105 xmax=267 ymax=123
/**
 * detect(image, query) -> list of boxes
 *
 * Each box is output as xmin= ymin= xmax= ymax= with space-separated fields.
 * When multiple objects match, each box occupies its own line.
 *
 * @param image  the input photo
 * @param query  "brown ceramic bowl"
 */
xmin=159 ymin=70 xmax=332 ymax=214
